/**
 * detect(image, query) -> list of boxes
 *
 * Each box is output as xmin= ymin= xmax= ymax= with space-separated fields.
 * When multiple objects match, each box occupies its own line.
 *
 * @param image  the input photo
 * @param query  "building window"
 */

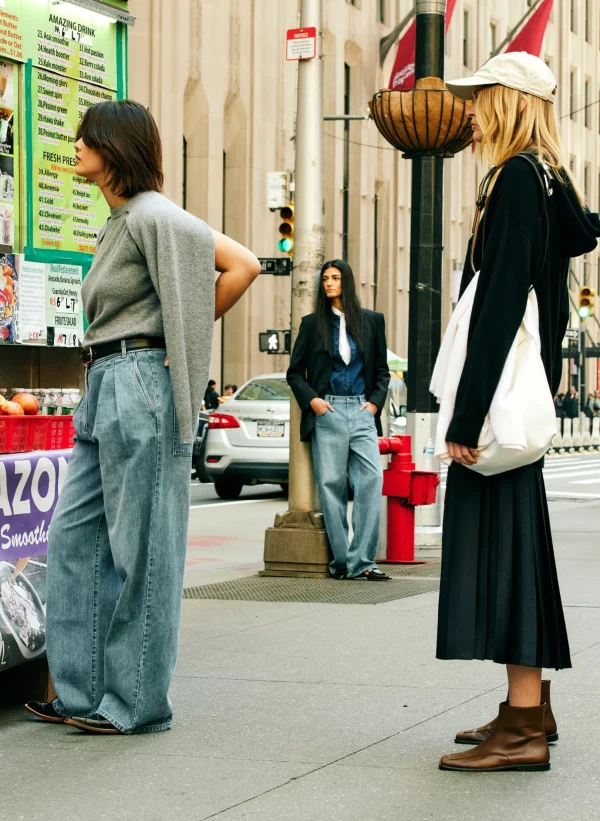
xmin=463 ymin=10 xmax=470 ymax=68
xmin=570 ymin=155 xmax=576 ymax=174
xmin=570 ymin=69 xmax=577 ymax=120
xmin=571 ymin=0 xmax=577 ymax=33
xmin=343 ymin=63 xmax=350 ymax=262
xmin=490 ymin=22 xmax=497 ymax=56
xmin=585 ymin=79 xmax=591 ymax=128
xmin=377 ymin=0 xmax=385 ymax=23
xmin=346 ymin=0 xmax=356 ymax=4
xmin=585 ymin=0 xmax=591 ymax=42
xmin=585 ymin=163 xmax=591 ymax=203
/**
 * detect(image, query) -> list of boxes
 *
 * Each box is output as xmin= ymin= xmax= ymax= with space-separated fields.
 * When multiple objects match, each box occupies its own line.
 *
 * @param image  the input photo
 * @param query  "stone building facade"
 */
xmin=127 ymin=0 xmax=600 ymax=394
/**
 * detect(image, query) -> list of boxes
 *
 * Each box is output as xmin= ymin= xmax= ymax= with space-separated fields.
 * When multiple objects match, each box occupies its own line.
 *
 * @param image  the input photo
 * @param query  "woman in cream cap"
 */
xmin=437 ymin=52 xmax=600 ymax=773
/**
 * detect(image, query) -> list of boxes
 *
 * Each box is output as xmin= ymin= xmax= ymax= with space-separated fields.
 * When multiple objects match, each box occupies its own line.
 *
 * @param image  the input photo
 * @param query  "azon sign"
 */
xmin=286 ymin=27 xmax=317 ymax=61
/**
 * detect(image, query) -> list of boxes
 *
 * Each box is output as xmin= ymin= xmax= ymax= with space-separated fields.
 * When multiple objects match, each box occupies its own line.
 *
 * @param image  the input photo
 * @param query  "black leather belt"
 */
xmin=81 ymin=337 xmax=166 ymax=366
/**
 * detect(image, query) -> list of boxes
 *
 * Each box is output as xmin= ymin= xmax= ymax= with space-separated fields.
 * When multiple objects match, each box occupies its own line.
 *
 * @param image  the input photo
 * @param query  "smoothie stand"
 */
xmin=0 ymin=0 xmax=133 ymax=679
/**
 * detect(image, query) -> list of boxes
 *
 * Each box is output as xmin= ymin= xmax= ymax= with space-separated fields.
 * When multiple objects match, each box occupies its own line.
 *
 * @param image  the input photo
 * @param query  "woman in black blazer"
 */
xmin=287 ymin=260 xmax=391 ymax=580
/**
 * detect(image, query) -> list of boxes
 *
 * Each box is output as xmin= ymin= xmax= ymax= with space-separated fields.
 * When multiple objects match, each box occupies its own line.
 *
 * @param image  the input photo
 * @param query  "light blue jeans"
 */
xmin=311 ymin=395 xmax=383 ymax=577
xmin=46 ymin=348 xmax=192 ymax=734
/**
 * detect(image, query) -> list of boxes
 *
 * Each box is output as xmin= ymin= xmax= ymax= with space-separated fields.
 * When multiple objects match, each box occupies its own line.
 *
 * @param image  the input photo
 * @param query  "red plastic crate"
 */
xmin=43 ymin=415 xmax=76 ymax=450
xmin=0 ymin=415 xmax=29 ymax=453
xmin=0 ymin=415 xmax=76 ymax=454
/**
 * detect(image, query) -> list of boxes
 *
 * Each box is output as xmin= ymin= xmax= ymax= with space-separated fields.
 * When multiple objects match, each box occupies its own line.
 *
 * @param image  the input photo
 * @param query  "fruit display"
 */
xmin=10 ymin=392 xmax=39 ymax=415
xmin=0 ymin=400 xmax=24 ymax=416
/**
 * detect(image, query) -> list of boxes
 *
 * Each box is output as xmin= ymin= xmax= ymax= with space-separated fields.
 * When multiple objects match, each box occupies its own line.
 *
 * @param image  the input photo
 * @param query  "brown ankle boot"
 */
xmin=440 ymin=703 xmax=550 ymax=772
xmin=454 ymin=679 xmax=558 ymax=745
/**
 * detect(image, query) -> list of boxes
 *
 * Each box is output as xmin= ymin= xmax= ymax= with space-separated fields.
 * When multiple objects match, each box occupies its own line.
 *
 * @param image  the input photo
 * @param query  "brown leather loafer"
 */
xmin=65 ymin=715 xmax=121 ymax=734
xmin=455 ymin=680 xmax=558 ymax=745
xmin=24 ymin=701 xmax=66 ymax=724
xmin=441 ymin=703 xmax=550 ymax=772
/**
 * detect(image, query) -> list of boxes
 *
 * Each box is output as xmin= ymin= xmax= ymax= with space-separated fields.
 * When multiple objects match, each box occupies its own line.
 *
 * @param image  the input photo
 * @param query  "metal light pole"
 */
xmin=406 ymin=0 xmax=446 ymax=534
xmin=262 ymin=0 xmax=329 ymax=577
xmin=406 ymin=0 xmax=445 ymax=492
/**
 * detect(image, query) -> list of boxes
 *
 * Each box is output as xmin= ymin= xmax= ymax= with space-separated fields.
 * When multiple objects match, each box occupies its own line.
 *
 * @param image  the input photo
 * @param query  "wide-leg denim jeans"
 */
xmin=311 ymin=395 xmax=383 ymax=577
xmin=46 ymin=348 xmax=192 ymax=734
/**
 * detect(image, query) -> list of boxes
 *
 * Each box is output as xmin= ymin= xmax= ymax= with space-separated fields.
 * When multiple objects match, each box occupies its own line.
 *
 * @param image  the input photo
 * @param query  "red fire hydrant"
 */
xmin=378 ymin=435 xmax=440 ymax=564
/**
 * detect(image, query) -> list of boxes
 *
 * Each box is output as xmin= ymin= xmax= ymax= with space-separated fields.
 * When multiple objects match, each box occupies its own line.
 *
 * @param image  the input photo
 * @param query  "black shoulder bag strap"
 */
xmin=471 ymin=151 xmax=553 ymax=290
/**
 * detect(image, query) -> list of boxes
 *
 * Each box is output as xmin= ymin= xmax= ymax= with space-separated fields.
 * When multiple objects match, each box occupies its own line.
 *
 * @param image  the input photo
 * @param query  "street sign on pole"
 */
xmin=286 ymin=27 xmax=317 ymax=61
xmin=565 ymin=328 xmax=579 ymax=340
xmin=258 ymin=258 xmax=292 ymax=276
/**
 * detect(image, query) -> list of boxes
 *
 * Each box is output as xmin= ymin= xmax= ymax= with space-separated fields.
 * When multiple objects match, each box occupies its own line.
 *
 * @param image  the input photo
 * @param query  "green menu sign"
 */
xmin=0 ymin=2 xmax=121 ymax=90
xmin=32 ymin=68 xmax=114 ymax=254
xmin=26 ymin=0 xmax=118 ymax=90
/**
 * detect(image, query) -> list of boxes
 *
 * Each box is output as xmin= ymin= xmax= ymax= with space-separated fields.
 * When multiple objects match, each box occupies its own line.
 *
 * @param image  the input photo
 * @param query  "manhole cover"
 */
xmin=183 ymin=564 xmax=440 ymax=605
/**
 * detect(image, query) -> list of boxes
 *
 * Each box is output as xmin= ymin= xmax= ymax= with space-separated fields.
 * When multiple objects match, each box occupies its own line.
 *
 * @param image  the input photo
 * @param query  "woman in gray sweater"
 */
xmin=25 ymin=101 xmax=261 ymax=734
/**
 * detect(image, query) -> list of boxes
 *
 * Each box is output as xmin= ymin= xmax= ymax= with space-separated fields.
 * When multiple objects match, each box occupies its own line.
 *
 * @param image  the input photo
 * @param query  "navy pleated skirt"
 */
xmin=437 ymin=461 xmax=571 ymax=670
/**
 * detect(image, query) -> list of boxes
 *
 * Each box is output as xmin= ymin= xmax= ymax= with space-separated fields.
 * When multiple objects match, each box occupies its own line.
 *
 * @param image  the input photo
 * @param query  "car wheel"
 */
xmin=214 ymin=479 xmax=243 ymax=500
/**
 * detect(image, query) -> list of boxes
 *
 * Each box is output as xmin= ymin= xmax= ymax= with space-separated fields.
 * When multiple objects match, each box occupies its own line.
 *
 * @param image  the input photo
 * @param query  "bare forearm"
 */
xmin=211 ymin=229 xmax=261 ymax=320
xmin=215 ymin=270 xmax=258 ymax=320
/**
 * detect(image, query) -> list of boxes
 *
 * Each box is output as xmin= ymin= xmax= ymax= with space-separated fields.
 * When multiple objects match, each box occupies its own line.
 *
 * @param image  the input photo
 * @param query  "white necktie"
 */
xmin=331 ymin=306 xmax=351 ymax=366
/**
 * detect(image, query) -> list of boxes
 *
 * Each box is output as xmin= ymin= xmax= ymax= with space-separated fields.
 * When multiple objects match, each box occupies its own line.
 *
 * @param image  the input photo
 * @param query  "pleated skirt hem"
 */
xmin=436 ymin=461 xmax=572 ymax=671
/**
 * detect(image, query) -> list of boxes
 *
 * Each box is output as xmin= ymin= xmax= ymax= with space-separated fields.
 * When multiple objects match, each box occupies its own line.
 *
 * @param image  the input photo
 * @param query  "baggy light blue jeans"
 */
xmin=46 ymin=348 xmax=192 ymax=734
xmin=311 ymin=395 xmax=383 ymax=577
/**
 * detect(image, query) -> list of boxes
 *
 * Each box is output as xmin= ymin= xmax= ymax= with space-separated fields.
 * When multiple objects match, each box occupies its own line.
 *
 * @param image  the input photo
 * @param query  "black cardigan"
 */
xmin=287 ymin=309 xmax=391 ymax=442
xmin=447 ymin=155 xmax=600 ymax=449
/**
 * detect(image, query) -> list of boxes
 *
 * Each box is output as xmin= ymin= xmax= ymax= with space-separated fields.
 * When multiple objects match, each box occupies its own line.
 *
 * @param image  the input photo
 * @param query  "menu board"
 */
xmin=0 ymin=2 xmax=120 ymax=89
xmin=27 ymin=0 xmax=118 ymax=90
xmin=45 ymin=262 xmax=83 ymax=347
xmin=32 ymin=68 xmax=113 ymax=254
xmin=0 ymin=1 xmax=24 ymax=63
xmin=15 ymin=258 xmax=46 ymax=344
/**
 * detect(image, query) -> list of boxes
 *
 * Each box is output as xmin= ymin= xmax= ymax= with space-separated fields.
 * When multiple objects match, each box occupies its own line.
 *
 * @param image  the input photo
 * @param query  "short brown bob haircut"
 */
xmin=76 ymin=100 xmax=163 ymax=198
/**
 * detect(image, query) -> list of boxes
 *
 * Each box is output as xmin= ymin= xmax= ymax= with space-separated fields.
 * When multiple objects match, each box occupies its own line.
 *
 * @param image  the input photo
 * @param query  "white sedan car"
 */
xmin=204 ymin=373 xmax=290 ymax=499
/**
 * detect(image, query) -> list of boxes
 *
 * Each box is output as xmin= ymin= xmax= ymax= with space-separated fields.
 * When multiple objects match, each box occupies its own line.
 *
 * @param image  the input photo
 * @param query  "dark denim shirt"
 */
xmin=327 ymin=314 xmax=366 ymax=396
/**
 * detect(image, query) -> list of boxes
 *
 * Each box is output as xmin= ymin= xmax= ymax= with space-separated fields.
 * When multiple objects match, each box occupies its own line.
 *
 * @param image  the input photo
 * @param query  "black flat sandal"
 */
xmin=351 ymin=568 xmax=391 ymax=581
xmin=329 ymin=568 xmax=348 ymax=580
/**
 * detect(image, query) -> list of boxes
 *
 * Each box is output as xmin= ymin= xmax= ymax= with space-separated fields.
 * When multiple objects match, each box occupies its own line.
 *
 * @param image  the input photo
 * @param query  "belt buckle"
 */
xmin=81 ymin=347 xmax=93 ymax=366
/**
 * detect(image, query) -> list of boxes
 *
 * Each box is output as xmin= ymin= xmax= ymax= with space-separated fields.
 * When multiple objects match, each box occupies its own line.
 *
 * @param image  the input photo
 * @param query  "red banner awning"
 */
xmin=505 ymin=0 xmax=554 ymax=57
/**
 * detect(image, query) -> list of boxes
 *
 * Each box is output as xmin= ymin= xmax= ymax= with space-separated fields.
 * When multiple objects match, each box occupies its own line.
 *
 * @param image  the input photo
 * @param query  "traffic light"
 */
xmin=578 ymin=285 xmax=595 ymax=319
xmin=277 ymin=205 xmax=294 ymax=255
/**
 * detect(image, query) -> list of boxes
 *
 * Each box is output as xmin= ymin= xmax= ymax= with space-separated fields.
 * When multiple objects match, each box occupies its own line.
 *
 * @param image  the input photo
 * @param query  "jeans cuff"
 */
xmin=51 ymin=699 xmax=70 ymax=719
xmin=96 ymin=707 xmax=172 ymax=735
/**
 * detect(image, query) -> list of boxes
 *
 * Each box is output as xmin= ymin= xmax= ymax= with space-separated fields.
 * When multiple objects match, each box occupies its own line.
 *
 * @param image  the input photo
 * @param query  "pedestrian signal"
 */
xmin=578 ymin=286 xmax=595 ymax=319
xmin=258 ymin=329 xmax=292 ymax=355
xmin=278 ymin=205 xmax=294 ymax=255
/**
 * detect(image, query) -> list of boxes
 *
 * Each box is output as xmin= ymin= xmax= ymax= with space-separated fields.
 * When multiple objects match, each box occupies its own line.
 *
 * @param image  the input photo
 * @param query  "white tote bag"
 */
xmin=469 ymin=317 xmax=556 ymax=476
xmin=432 ymin=280 xmax=556 ymax=477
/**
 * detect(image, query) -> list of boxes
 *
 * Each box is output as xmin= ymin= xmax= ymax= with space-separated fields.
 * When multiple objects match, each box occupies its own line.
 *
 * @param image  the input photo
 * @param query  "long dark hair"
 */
xmin=315 ymin=260 xmax=363 ymax=353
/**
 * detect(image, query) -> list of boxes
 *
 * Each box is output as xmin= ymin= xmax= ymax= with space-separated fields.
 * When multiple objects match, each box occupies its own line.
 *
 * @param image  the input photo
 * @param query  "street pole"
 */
xmin=262 ymin=0 xmax=329 ymax=577
xmin=407 ymin=0 xmax=445 ymax=531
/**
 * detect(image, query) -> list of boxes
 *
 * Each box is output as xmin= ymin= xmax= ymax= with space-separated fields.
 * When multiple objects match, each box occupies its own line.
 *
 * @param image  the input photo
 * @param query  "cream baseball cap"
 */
xmin=446 ymin=52 xmax=557 ymax=104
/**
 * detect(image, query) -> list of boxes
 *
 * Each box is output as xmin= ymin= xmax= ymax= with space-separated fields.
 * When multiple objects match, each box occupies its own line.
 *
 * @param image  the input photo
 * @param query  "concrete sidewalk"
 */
xmin=1 ymin=499 xmax=599 ymax=821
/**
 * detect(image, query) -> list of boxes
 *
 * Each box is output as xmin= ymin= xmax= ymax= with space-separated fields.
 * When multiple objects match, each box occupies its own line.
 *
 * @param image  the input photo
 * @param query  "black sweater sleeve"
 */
xmin=446 ymin=159 xmax=543 ymax=448
xmin=368 ymin=313 xmax=391 ymax=409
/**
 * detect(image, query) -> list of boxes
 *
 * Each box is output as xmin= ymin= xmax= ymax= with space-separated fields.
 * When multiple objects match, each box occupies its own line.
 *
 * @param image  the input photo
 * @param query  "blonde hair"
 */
xmin=474 ymin=84 xmax=583 ymax=203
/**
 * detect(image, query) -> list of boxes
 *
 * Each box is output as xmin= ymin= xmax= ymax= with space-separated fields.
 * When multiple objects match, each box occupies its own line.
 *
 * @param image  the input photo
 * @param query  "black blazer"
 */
xmin=287 ymin=309 xmax=391 ymax=442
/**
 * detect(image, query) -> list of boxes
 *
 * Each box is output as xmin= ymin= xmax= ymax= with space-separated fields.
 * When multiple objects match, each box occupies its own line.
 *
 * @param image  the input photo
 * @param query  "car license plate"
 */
xmin=257 ymin=422 xmax=285 ymax=438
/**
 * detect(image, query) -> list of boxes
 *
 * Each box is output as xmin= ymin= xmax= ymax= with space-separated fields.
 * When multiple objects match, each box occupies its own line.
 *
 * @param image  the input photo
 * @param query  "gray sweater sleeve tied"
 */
xmin=82 ymin=191 xmax=216 ymax=445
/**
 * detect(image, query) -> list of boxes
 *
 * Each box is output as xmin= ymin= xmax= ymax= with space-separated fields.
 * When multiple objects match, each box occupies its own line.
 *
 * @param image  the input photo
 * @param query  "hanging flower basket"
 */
xmin=370 ymin=77 xmax=473 ymax=158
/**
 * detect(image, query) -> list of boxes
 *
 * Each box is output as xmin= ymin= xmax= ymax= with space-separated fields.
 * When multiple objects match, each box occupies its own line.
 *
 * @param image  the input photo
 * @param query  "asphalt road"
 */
xmin=189 ymin=480 xmax=285 ymax=508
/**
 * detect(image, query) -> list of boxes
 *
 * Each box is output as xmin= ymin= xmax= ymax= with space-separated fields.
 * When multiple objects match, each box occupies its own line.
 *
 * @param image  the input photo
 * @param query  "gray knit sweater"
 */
xmin=82 ymin=191 xmax=215 ymax=444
